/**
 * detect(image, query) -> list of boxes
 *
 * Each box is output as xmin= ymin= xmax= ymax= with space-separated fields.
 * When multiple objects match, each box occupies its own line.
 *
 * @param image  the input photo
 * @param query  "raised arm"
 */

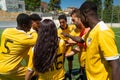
xmin=61 ymin=32 xmax=84 ymax=43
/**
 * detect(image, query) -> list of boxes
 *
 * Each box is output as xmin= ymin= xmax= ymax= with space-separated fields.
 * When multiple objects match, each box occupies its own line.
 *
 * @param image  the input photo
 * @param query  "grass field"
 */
xmin=112 ymin=28 xmax=120 ymax=52
xmin=0 ymin=27 xmax=120 ymax=79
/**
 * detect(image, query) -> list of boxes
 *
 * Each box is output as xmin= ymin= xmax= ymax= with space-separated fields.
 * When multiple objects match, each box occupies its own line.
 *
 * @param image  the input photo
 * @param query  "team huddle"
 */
xmin=0 ymin=1 xmax=120 ymax=80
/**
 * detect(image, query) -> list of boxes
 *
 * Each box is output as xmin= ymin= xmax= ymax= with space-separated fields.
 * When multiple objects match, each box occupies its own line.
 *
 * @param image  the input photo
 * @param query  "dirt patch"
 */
xmin=0 ymin=10 xmax=31 ymax=21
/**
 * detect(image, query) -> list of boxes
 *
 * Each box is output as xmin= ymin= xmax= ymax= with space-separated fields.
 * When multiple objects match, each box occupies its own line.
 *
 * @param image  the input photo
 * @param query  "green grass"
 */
xmin=112 ymin=27 xmax=120 ymax=52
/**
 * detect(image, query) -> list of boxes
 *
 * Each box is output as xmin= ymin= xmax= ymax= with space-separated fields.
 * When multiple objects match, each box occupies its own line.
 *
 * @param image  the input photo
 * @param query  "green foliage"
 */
xmin=48 ymin=0 xmax=61 ymax=11
xmin=85 ymin=0 xmax=119 ymax=23
xmin=24 ymin=0 xmax=41 ymax=11
xmin=103 ymin=0 xmax=113 ymax=22
xmin=112 ymin=6 xmax=120 ymax=23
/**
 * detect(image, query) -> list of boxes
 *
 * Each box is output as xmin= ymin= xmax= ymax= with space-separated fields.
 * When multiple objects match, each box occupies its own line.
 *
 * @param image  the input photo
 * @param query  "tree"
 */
xmin=86 ymin=0 xmax=102 ymax=19
xmin=24 ymin=0 xmax=41 ymax=11
xmin=48 ymin=0 xmax=61 ymax=11
xmin=103 ymin=0 xmax=113 ymax=22
xmin=112 ymin=5 xmax=120 ymax=23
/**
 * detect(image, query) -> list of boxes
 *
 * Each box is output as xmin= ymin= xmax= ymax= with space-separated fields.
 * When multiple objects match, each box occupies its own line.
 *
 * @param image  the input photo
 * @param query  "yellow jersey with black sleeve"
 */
xmin=85 ymin=21 xmax=119 ymax=80
xmin=0 ymin=28 xmax=37 ymax=79
xmin=57 ymin=24 xmax=76 ymax=41
xmin=27 ymin=39 xmax=66 ymax=80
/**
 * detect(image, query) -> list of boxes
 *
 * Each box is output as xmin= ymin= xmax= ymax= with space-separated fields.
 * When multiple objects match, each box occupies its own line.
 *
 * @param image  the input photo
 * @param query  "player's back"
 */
xmin=0 ymin=28 xmax=36 ymax=74
xmin=36 ymin=39 xmax=66 ymax=80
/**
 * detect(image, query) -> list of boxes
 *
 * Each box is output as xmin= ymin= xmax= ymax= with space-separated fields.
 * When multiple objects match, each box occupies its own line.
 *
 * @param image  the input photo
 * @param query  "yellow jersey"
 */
xmin=57 ymin=24 xmax=76 ymax=41
xmin=70 ymin=28 xmax=81 ymax=36
xmin=78 ymin=28 xmax=88 ymax=68
xmin=0 ymin=28 xmax=37 ymax=75
xmin=27 ymin=39 xmax=66 ymax=80
xmin=66 ymin=27 xmax=82 ymax=54
xmin=85 ymin=21 xmax=119 ymax=80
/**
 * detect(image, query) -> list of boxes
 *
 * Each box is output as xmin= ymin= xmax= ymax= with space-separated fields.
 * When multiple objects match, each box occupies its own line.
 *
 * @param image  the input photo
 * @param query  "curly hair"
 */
xmin=33 ymin=19 xmax=58 ymax=73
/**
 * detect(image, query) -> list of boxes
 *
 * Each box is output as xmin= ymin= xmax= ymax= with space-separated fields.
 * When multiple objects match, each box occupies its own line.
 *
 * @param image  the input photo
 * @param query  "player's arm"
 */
xmin=21 ymin=31 xmax=37 ymax=46
xmin=67 ymin=38 xmax=77 ymax=44
xmin=65 ymin=46 xmax=80 ymax=57
xmin=25 ymin=47 xmax=34 ymax=80
xmin=99 ymin=28 xmax=120 ymax=80
xmin=61 ymin=32 xmax=84 ymax=43
xmin=25 ymin=70 xmax=34 ymax=80
xmin=108 ymin=59 xmax=120 ymax=80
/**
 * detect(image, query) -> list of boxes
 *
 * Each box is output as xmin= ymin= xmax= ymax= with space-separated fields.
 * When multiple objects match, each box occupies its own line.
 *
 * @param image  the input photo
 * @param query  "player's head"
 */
xmin=33 ymin=19 xmax=58 ymax=73
xmin=30 ymin=14 xmax=42 ymax=32
xmin=58 ymin=14 xmax=67 ymax=29
xmin=16 ymin=13 xmax=31 ymax=32
xmin=71 ymin=8 xmax=84 ymax=29
xmin=79 ymin=1 xmax=98 ymax=28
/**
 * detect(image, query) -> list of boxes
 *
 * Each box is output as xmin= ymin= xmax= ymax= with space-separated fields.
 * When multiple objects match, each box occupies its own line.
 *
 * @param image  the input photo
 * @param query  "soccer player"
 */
xmin=79 ymin=1 xmax=120 ymax=80
xmin=30 ymin=13 xmax=42 ymax=32
xmin=62 ymin=8 xmax=90 ymax=80
xmin=28 ymin=13 xmax=42 ymax=80
xmin=27 ymin=14 xmax=42 ymax=43
xmin=70 ymin=8 xmax=90 ymax=80
xmin=0 ymin=13 xmax=37 ymax=80
xmin=25 ymin=19 xmax=66 ymax=80
xmin=57 ymin=14 xmax=76 ymax=80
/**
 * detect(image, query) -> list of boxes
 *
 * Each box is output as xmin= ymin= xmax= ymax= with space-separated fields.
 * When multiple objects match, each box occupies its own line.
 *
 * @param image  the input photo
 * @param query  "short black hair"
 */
xmin=58 ymin=14 xmax=67 ymax=21
xmin=30 ymin=14 xmax=42 ymax=21
xmin=17 ymin=13 xmax=31 ymax=27
xmin=79 ymin=1 xmax=97 ymax=14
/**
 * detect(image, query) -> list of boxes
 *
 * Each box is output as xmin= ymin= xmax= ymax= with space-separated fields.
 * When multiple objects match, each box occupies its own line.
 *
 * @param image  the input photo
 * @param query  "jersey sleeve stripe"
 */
xmin=27 ymin=68 xmax=34 ymax=71
xmin=105 ymin=54 xmax=120 ymax=60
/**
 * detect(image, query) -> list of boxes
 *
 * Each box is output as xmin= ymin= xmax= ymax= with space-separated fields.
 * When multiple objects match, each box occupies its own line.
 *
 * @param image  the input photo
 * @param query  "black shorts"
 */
xmin=67 ymin=56 xmax=73 ymax=61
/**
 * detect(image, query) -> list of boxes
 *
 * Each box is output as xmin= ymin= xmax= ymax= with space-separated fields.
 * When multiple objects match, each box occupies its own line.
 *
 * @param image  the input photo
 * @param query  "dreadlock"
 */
xmin=33 ymin=19 xmax=58 ymax=73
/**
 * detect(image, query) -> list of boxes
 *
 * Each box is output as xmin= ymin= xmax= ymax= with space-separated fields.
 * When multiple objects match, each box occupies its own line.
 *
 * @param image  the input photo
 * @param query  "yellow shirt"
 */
xmin=78 ymin=28 xmax=88 ymax=68
xmin=66 ymin=28 xmax=81 ymax=54
xmin=27 ymin=39 xmax=66 ymax=80
xmin=70 ymin=28 xmax=81 ymax=36
xmin=0 ymin=28 xmax=37 ymax=74
xmin=70 ymin=28 xmax=87 ymax=67
xmin=57 ymin=24 xmax=76 ymax=41
xmin=85 ymin=21 xmax=119 ymax=80
xmin=58 ymin=24 xmax=76 ymax=55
